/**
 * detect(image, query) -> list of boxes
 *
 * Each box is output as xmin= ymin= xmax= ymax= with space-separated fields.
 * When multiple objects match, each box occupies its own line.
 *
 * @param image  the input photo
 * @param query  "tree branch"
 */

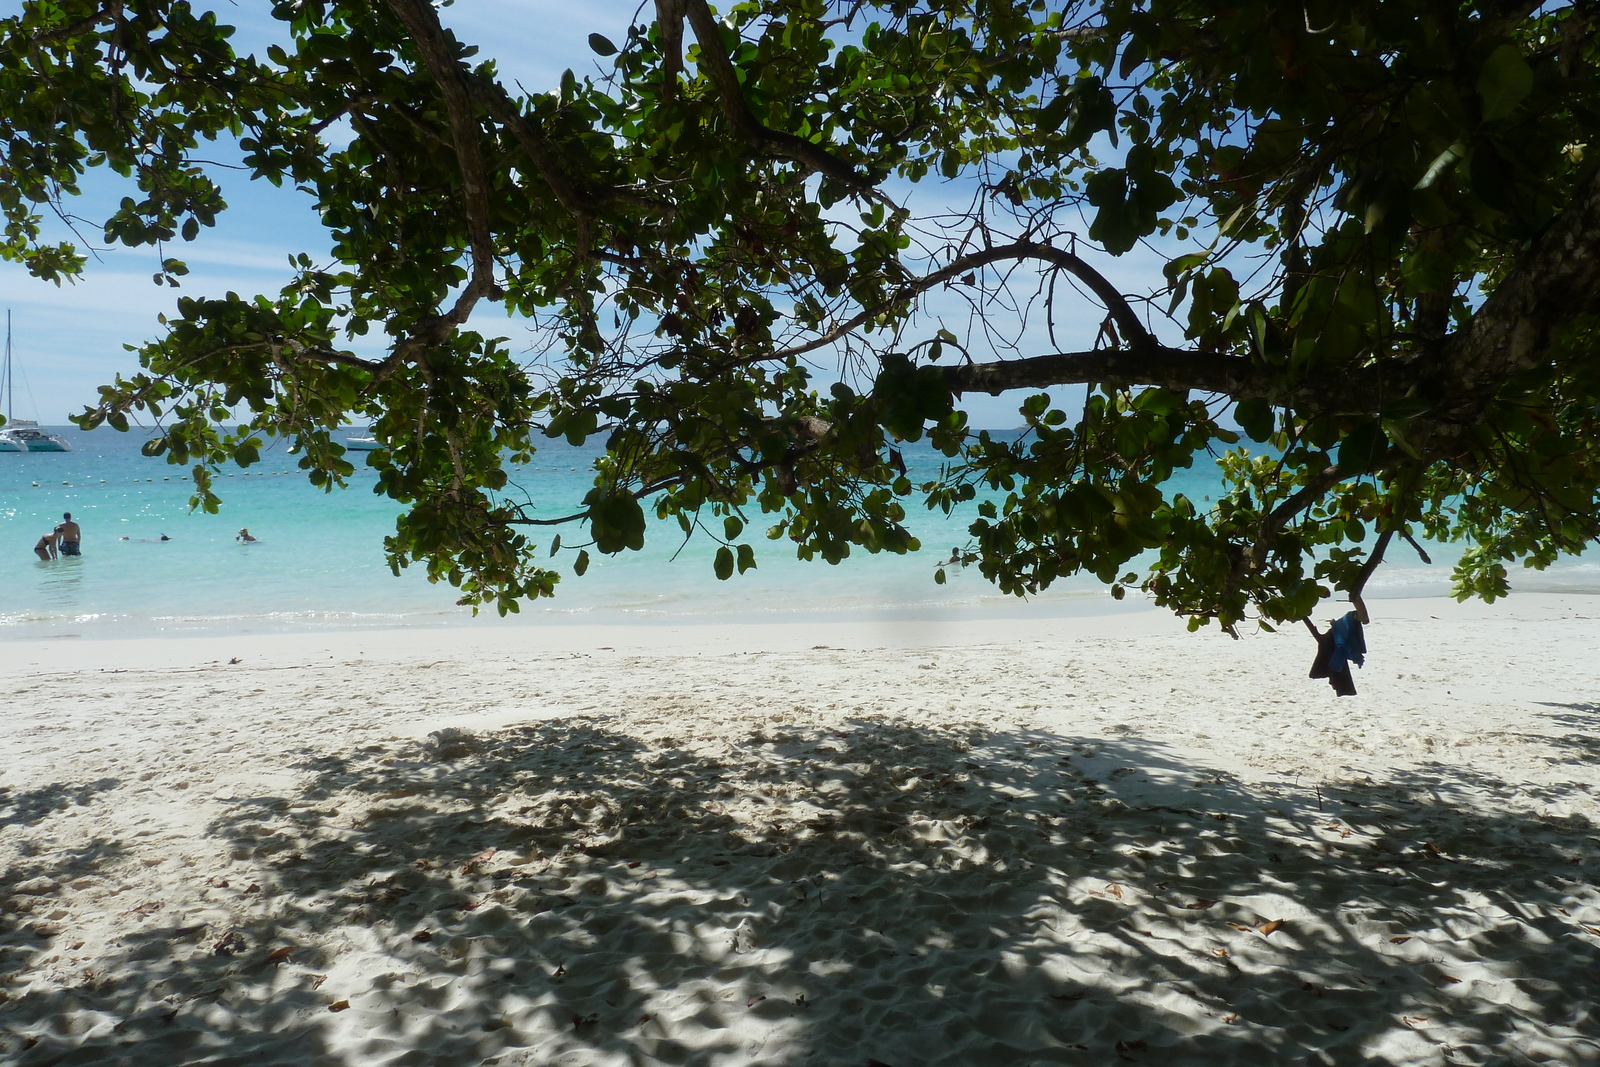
xmin=469 ymin=78 xmax=592 ymax=224
xmin=22 ymin=5 xmax=113 ymax=48
xmin=655 ymin=0 xmax=687 ymax=103
xmin=380 ymin=0 xmax=496 ymax=311
xmin=763 ymin=240 xmax=1155 ymax=365
xmin=944 ymin=347 xmax=1268 ymax=396
xmin=1252 ymin=462 xmax=1343 ymax=572
xmin=681 ymin=0 xmax=873 ymax=190
xmin=308 ymin=91 xmax=384 ymax=137
xmin=1440 ymin=163 xmax=1600 ymax=416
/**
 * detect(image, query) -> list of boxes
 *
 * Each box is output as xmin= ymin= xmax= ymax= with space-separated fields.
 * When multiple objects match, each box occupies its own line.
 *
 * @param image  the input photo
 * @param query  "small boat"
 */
xmin=0 ymin=312 xmax=71 ymax=452
xmin=343 ymin=435 xmax=382 ymax=451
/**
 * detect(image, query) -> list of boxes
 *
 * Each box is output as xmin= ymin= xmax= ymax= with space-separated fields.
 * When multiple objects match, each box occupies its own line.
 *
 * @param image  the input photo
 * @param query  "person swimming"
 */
xmin=237 ymin=528 xmax=257 ymax=542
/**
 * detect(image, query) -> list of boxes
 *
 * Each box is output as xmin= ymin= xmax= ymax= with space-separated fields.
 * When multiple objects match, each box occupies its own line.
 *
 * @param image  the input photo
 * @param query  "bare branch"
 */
xmin=763 ymin=240 xmax=1155 ymax=365
xmin=1043 ymin=26 xmax=1107 ymax=42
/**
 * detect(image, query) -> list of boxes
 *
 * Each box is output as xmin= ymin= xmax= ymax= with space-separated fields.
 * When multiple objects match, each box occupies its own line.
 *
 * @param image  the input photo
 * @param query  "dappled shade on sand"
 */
xmin=4 ymin=712 xmax=1599 ymax=1065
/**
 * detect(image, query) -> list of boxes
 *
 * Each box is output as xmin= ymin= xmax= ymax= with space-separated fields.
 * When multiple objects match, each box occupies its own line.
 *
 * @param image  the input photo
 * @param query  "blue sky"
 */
xmin=1 ymin=1 xmax=1166 ymax=427
xmin=2 ymin=0 xmax=641 ymax=421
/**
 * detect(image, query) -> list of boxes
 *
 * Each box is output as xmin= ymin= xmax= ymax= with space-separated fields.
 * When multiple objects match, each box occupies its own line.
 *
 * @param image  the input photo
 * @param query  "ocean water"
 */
xmin=2 ymin=426 xmax=1594 ymax=638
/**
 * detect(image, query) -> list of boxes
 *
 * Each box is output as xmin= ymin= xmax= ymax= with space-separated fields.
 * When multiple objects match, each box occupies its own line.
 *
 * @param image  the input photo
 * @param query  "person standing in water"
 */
xmin=54 ymin=512 xmax=81 ymax=556
xmin=33 ymin=533 xmax=56 ymax=560
xmin=236 ymin=528 xmax=257 ymax=542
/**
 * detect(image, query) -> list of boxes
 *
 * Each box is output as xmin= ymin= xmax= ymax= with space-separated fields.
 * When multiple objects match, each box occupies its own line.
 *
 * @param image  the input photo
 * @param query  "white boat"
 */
xmin=343 ymin=435 xmax=382 ymax=451
xmin=0 ymin=422 xmax=71 ymax=452
xmin=0 ymin=312 xmax=71 ymax=452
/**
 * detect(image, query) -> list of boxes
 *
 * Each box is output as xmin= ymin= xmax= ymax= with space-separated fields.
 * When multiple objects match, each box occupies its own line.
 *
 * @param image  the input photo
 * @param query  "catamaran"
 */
xmin=0 ymin=311 xmax=71 ymax=453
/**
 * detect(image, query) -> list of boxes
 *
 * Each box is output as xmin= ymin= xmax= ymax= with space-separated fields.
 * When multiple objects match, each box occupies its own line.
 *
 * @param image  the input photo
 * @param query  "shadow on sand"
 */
xmin=3 ymin=719 xmax=1599 ymax=1065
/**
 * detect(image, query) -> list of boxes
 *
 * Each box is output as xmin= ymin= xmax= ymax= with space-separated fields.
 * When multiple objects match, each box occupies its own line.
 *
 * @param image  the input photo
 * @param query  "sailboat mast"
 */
xmin=4 ymin=309 xmax=11 ymax=425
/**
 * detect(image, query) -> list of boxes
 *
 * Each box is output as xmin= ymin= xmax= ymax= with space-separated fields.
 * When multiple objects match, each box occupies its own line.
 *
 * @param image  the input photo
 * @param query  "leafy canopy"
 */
xmin=3 ymin=0 xmax=1599 ymax=629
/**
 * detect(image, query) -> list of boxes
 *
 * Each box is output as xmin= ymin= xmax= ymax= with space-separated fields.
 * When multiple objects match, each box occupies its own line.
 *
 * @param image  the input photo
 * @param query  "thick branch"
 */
xmin=655 ymin=0 xmax=687 ymax=103
xmin=1044 ymin=26 xmax=1107 ymax=42
xmin=1440 ymin=163 xmax=1600 ymax=415
xmin=945 ymin=347 xmax=1268 ymax=396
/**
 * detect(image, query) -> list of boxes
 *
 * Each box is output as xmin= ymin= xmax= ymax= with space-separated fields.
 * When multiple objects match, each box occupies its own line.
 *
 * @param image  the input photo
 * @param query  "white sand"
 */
xmin=3 ymin=594 xmax=1600 ymax=1065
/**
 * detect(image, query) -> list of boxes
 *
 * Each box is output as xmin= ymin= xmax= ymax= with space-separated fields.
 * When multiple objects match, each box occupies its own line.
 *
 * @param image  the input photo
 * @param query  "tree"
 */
xmin=3 ymin=0 xmax=1598 ymax=630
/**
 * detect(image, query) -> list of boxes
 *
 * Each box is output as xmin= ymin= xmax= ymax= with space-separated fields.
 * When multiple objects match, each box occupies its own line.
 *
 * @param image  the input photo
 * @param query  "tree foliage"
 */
xmin=3 ymin=0 xmax=1599 ymax=629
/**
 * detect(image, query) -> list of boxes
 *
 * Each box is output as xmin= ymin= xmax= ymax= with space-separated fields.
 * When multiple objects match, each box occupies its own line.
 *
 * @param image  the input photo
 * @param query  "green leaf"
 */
xmin=736 ymin=543 xmax=756 ymax=573
xmin=1478 ymin=44 xmax=1533 ymax=122
xmin=1162 ymin=251 xmax=1208 ymax=283
xmin=1383 ymin=418 xmax=1423 ymax=460
xmin=574 ymin=549 xmax=590 ymax=577
xmin=588 ymin=33 xmax=618 ymax=56
xmin=1338 ymin=419 xmax=1385 ymax=475
xmin=1235 ymin=397 xmax=1273 ymax=443
xmin=591 ymin=493 xmax=645 ymax=554
xmin=1402 ymin=245 xmax=1455 ymax=294
xmin=714 ymin=545 xmax=735 ymax=580
xmin=1414 ymin=142 xmax=1466 ymax=190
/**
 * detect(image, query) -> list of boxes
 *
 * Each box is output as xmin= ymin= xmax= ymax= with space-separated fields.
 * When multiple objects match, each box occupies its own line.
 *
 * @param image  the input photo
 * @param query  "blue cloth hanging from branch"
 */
xmin=1307 ymin=611 xmax=1366 ymax=696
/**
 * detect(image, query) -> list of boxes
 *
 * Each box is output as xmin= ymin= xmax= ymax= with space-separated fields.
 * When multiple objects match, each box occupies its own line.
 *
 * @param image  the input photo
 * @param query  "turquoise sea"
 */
xmin=2 ymin=426 xmax=1595 ymax=638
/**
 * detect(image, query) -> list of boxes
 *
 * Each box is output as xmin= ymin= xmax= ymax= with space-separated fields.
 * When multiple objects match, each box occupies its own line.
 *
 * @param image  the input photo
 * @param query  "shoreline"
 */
xmin=4 ymin=591 xmax=1600 ymax=1065
xmin=5 ymin=576 xmax=1596 ymax=645
xmin=3 ymin=583 xmax=1597 ymax=662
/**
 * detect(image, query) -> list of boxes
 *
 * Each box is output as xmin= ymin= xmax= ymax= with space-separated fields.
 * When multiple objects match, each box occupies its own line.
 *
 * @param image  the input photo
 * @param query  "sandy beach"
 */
xmin=3 ymin=594 xmax=1599 ymax=1065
